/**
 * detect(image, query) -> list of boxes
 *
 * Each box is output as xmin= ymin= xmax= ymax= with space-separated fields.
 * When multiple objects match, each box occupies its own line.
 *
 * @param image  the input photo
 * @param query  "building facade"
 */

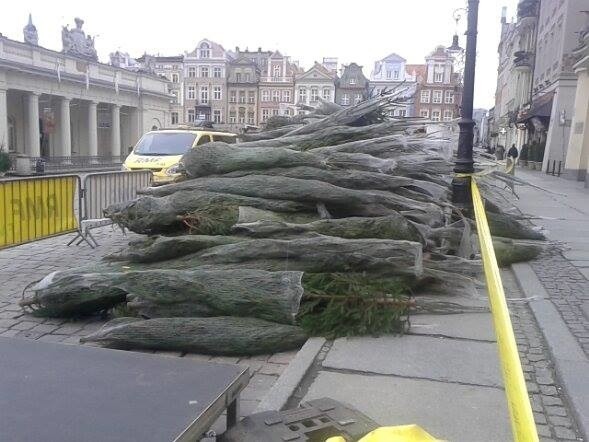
xmin=226 ymin=54 xmax=260 ymax=128
xmin=414 ymin=46 xmax=462 ymax=122
xmin=530 ymin=0 xmax=587 ymax=173
xmin=335 ymin=63 xmax=369 ymax=107
xmin=369 ymin=53 xmax=419 ymax=117
xmin=564 ymin=12 xmax=589 ymax=184
xmin=258 ymin=51 xmax=299 ymax=122
xmin=135 ymin=54 xmax=184 ymax=126
xmin=183 ymin=39 xmax=229 ymax=124
xmin=294 ymin=62 xmax=336 ymax=109
xmin=0 ymin=24 xmax=170 ymax=165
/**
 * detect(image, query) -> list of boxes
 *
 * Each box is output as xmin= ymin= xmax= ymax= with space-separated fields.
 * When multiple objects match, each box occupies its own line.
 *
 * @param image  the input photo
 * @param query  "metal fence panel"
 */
xmin=82 ymin=170 xmax=152 ymax=220
xmin=0 ymin=175 xmax=80 ymax=249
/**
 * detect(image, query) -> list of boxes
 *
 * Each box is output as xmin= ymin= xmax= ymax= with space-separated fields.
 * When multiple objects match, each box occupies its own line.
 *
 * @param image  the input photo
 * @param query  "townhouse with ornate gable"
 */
xmin=369 ymin=53 xmax=418 ymax=117
xmin=414 ymin=45 xmax=462 ymax=122
xmin=335 ymin=63 xmax=369 ymax=107
xmin=294 ymin=62 xmax=336 ymax=110
xmin=226 ymin=53 xmax=260 ymax=128
xmin=258 ymin=51 xmax=300 ymax=122
xmin=183 ymin=39 xmax=229 ymax=124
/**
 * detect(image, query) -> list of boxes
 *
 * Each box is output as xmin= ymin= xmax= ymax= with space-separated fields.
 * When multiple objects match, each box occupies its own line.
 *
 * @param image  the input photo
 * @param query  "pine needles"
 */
xmin=298 ymin=273 xmax=411 ymax=339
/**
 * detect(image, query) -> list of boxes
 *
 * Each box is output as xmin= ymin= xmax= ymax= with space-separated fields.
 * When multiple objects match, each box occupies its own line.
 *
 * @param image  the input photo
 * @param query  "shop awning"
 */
xmin=517 ymin=92 xmax=554 ymax=123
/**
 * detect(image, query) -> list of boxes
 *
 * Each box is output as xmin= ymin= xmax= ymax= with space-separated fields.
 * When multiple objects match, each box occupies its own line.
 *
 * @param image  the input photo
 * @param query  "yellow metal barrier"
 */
xmin=0 ymin=175 xmax=79 ymax=249
xmin=471 ymin=178 xmax=539 ymax=442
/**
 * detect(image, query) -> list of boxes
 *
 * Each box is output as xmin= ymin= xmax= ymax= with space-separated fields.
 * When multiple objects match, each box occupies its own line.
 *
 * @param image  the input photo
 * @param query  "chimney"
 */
xmin=258 ymin=47 xmax=262 ymax=53
xmin=235 ymin=46 xmax=240 ymax=53
xmin=501 ymin=6 xmax=507 ymax=24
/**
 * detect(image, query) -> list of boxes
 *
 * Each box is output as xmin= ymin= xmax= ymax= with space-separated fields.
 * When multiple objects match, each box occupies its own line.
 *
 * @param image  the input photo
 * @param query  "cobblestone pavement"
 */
xmin=529 ymin=253 xmax=589 ymax=357
xmin=505 ymin=270 xmax=582 ymax=441
xmin=0 ymin=229 xmax=295 ymax=421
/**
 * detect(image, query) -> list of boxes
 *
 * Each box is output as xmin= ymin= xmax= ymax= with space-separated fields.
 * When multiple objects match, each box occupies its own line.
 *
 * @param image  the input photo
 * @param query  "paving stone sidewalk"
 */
xmin=0 ymin=229 xmax=295 ymax=419
xmin=284 ymin=269 xmax=582 ymax=442
xmin=511 ymin=168 xmax=589 ymax=357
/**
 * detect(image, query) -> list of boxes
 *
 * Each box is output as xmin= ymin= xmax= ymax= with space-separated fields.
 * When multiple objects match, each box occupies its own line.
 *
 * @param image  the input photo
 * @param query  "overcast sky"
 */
xmin=1 ymin=0 xmax=518 ymax=109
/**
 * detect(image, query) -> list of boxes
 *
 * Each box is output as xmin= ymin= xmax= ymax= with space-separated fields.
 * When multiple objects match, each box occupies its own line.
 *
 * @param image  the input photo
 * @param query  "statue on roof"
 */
xmin=61 ymin=17 xmax=98 ymax=61
xmin=23 ymin=13 xmax=39 ymax=45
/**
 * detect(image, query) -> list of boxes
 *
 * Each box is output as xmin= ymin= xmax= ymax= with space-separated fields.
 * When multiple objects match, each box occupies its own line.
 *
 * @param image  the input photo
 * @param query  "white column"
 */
xmin=26 ymin=92 xmax=41 ymax=157
xmin=87 ymin=101 xmax=98 ymax=157
xmin=110 ymin=104 xmax=121 ymax=158
xmin=0 ymin=88 xmax=7 ymax=151
xmin=59 ymin=97 xmax=72 ymax=157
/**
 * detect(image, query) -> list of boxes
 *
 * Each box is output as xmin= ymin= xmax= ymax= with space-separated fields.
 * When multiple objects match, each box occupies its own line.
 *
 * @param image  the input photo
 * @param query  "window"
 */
xmin=239 ymin=91 xmax=246 ymax=103
xmin=262 ymin=109 xmax=269 ymax=121
xmin=420 ymin=90 xmax=431 ymax=103
xmin=171 ymin=90 xmax=179 ymax=104
xmin=282 ymin=90 xmax=291 ymax=102
xmin=213 ymin=110 xmax=222 ymax=123
xmin=284 ymin=108 xmax=292 ymax=116
xmin=213 ymin=86 xmax=222 ymax=100
xmin=272 ymin=109 xmax=279 ymax=116
xmin=443 ymin=110 xmax=453 ymax=121
xmin=238 ymin=108 xmax=246 ymax=124
xmin=386 ymin=70 xmax=392 ymax=79
xmin=245 ymin=73 xmax=251 ymax=82
xmin=236 ymin=73 xmax=242 ymax=82
xmin=310 ymin=88 xmax=319 ymax=102
xmin=188 ymin=67 xmax=196 ymax=78
xmin=341 ymin=93 xmax=350 ymax=105
xmin=355 ymin=94 xmax=362 ymax=104
xmin=394 ymin=70 xmax=399 ymax=80
xmin=200 ymin=67 xmax=209 ymax=78
xmin=187 ymin=86 xmax=196 ymax=100
xmin=199 ymin=42 xmax=210 ymax=58
xmin=261 ymin=90 xmax=269 ymax=102
xmin=197 ymin=135 xmax=211 ymax=145
xmin=213 ymin=67 xmax=222 ymax=78
xmin=247 ymin=111 xmax=255 ymax=125
xmin=171 ymin=73 xmax=179 ymax=83
xmin=229 ymin=111 xmax=236 ymax=123
xmin=420 ymin=109 xmax=429 ymax=118
xmin=398 ymin=109 xmax=407 ymax=117
xmin=322 ymin=88 xmax=331 ymax=100
xmin=248 ymin=91 xmax=256 ymax=103
xmin=200 ymin=86 xmax=209 ymax=104
xmin=431 ymin=110 xmax=441 ymax=121
xmin=298 ymin=87 xmax=307 ymax=103
xmin=434 ymin=72 xmax=444 ymax=83
xmin=171 ymin=112 xmax=179 ymax=125
xmin=444 ymin=90 xmax=454 ymax=104
xmin=187 ymin=109 xmax=195 ymax=122
xmin=272 ymin=90 xmax=280 ymax=102
xmin=229 ymin=90 xmax=236 ymax=103
xmin=349 ymin=78 xmax=356 ymax=85
xmin=433 ymin=90 xmax=442 ymax=104
xmin=273 ymin=65 xmax=280 ymax=80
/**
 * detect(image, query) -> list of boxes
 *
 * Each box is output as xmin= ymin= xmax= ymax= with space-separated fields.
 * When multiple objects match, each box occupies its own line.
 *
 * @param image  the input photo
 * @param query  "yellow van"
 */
xmin=122 ymin=128 xmax=237 ymax=184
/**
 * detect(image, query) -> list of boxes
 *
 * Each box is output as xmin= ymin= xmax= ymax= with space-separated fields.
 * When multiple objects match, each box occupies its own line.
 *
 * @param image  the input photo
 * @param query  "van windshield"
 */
xmin=134 ymin=133 xmax=197 ymax=156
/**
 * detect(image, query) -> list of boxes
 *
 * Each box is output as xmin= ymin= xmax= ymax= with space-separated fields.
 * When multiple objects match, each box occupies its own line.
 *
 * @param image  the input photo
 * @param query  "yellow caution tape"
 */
xmin=325 ymin=425 xmax=443 ymax=442
xmin=471 ymin=178 xmax=539 ymax=442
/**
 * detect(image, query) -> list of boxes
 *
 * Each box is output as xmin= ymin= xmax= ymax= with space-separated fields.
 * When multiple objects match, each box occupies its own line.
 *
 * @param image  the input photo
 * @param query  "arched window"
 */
xmin=199 ymin=42 xmax=211 ymax=59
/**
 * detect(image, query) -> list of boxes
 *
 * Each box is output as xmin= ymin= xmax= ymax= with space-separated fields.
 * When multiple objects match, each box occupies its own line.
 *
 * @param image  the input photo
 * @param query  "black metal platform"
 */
xmin=0 ymin=337 xmax=249 ymax=441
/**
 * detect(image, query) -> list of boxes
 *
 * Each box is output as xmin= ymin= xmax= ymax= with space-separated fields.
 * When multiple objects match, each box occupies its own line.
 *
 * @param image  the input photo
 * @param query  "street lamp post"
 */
xmin=452 ymin=0 xmax=480 ymax=207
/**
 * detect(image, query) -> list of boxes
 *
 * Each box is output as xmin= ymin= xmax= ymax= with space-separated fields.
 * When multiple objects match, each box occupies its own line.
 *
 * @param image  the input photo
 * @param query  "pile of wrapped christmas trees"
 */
xmin=20 ymin=91 xmax=547 ymax=356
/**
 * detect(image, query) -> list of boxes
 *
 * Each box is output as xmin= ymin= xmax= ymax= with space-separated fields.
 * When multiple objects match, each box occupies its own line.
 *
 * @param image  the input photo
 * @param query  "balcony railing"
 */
xmin=260 ymin=76 xmax=294 ymax=83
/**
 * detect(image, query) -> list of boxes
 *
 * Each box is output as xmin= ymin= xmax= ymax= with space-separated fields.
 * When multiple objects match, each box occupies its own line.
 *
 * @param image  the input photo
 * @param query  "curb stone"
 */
xmin=255 ymin=337 xmax=326 ymax=413
xmin=512 ymin=262 xmax=589 ymax=439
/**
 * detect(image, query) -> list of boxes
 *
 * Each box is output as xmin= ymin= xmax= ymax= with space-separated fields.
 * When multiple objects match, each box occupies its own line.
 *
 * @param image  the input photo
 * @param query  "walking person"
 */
xmin=506 ymin=144 xmax=519 ymax=196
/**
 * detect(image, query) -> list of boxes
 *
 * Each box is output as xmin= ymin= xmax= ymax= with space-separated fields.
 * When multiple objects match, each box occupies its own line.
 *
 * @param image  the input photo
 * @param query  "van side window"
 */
xmin=212 ymin=135 xmax=237 ymax=144
xmin=196 ymin=135 xmax=211 ymax=145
